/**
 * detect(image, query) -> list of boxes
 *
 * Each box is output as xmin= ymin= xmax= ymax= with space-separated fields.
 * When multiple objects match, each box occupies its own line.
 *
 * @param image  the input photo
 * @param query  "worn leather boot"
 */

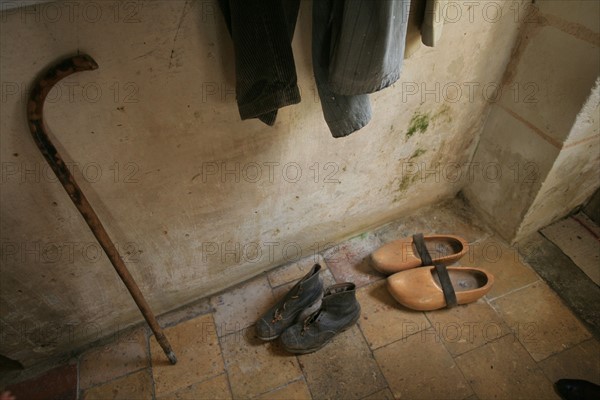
xmin=255 ymin=264 xmax=323 ymax=341
xmin=280 ymin=283 xmax=361 ymax=354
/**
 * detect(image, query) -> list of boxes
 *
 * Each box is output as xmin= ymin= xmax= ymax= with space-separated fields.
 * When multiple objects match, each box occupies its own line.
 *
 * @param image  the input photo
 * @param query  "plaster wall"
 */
xmin=1 ymin=0 xmax=525 ymax=365
xmin=464 ymin=0 xmax=600 ymax=242
xmin=517 ymin=80 xmax=600 ymax=239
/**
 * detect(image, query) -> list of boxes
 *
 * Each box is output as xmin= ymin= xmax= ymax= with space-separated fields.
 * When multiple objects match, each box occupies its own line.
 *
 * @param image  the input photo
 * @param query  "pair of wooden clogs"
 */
xmin=371 ymin=234 xmax=494 ymax=311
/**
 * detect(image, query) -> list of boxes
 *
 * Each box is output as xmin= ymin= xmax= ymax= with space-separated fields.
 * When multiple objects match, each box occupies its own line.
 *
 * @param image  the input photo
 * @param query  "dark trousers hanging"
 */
xmin=218 ymin=0 xmax=301 ymax=126
xmin=218 ymin=0 xmax=410 ymax=138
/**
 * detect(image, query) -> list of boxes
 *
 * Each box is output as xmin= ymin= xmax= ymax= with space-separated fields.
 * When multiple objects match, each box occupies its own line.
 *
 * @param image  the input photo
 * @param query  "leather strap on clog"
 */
xmin=413 ymin=234 xmax=458 ymax=308
xmin=413 ymin=233 xmax=433 ymax=266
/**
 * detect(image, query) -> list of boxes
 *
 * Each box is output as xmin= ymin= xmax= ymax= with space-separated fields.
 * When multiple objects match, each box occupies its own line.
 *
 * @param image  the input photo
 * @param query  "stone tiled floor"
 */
xmin=5 ymin=200 xmax=600 ymax=399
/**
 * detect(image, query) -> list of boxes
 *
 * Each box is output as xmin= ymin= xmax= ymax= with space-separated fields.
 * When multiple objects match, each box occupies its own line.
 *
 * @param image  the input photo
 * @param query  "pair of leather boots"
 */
xmin=255 ymin=264 xmax=360 ymax=354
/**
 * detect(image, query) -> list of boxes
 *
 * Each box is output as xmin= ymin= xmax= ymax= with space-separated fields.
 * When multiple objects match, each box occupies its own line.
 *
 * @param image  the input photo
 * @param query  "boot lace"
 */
xmin=271 ymin=286 xmax=303 ymax=324
xmin=300 ymin=307 xmax=323 ymax=336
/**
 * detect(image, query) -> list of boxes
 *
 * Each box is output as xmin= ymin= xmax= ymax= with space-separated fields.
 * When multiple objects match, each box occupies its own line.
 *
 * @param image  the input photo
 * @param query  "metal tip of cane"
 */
xmin=167 ymin=351 xmax=177 ymax=365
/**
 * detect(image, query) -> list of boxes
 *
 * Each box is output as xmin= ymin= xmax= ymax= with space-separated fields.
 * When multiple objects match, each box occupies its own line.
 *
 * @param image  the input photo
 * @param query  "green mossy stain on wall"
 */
xmin=410 ymin=148 xmax=427 ymax=159
xmin=391 ymin=174 xmax=419 ymax=203
xmin=406 ymin=112 xmax=430 ymax=138
xmin=397 ymin=174 xmax=418 ymax=193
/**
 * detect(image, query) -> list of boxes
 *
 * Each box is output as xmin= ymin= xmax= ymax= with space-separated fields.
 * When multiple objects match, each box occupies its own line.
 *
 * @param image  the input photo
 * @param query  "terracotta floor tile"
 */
xmin=211 ymin=275 xmax=275 ymax=337
xmin=538 ymin=338 xmax=600 ymax=383
xmin=220 ymin=328 xmax=303 ymax=399
xmin=455 ymin=334 xmax=558 ymax=400
xmin=6 ymin=363 xmax=77 ymax=400
xmin=357 ymin=281 xmax=430 ymax=350
xmin=460 ymin=236 xmax=539 ymax=299
xmin=254 ymin=379 xmax=312 ymax=400
xmin=298 ymin=326 xmax=386 ymax=400
xmin=360 ymin=387 xmax=395 ymax=400
xmin=11 ymin=202 xmax=598 ymax=400
xmin=82 ymin=369 xmax=153 ymax=400
xmin=157 ymin=373 xmax=232 ymax=400
xmin=374 ymin=331 xmax=472 ymax=400
xmin=150 ymin=314 xmax=224 ymax=396
xmin=519 ymin=231 xmax=600 ymax=340
xmin=541 ymin=214 xmax=600 ymax=285
xmin=322 ymin=232 xmax=385 ymax=287
xmin=492 ymin=282 xmax=591 ymax=361
xmin=268 ymin=254 xmax=326 ymax=288
xmin=79 ymin=327 xmax=149 ymax=389
xmin=425 ymin=299 xmax=511 ymax=356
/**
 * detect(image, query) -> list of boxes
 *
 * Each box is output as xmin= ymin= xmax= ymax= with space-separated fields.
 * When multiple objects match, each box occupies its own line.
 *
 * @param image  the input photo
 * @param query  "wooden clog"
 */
xmin=371 ymin=234 xmax=468 ymax=274
xmin=387 ymin=266 xmax=494 ymax=311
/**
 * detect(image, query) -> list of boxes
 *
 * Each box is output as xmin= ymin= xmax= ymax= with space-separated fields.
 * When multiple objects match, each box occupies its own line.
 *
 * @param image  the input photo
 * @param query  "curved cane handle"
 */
xmin=26 ymin=54 xmax=177 ymax=365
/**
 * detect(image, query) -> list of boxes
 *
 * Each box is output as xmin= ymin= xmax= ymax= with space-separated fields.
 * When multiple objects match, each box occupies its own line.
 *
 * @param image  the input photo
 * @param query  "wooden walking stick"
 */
xmin=26 ymin=54 xmax=177 ymax=364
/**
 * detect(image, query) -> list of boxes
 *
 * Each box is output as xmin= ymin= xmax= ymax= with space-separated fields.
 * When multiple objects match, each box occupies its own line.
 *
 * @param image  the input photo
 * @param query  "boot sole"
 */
xmin=256 ymin=333 xmax=280 ymax=341
xmin=281 ymin=312 xmax=361 ymax=354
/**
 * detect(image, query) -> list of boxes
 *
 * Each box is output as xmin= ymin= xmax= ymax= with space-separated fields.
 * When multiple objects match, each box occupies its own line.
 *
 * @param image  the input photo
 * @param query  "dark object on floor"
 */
xmin=555 ymin=379 xmax=600 ymax=400
xmin=26 ymin=54 xmax=177 ymax=365
xmin=281 ymin=283 xmax=361 ymax=354
xmin=5 ymin=364 xmax=77 ymax=400
xmin=255 ymin=264 xmax=324 ymax=340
